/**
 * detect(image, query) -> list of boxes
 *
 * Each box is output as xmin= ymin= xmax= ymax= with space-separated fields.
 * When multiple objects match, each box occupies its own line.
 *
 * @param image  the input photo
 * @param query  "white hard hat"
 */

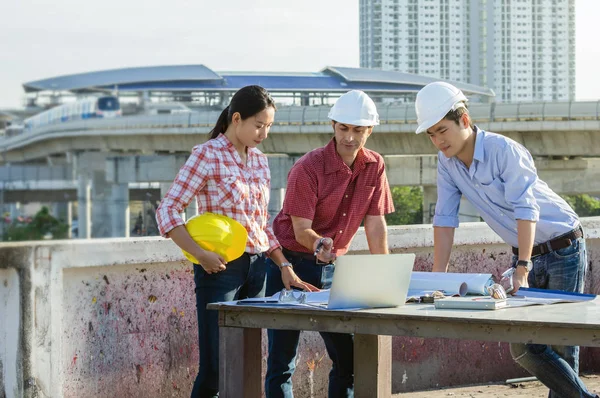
xmin=328 ymin=90 xmax=380 ymax=126
xmin=415 ymin=82 xmax=468 ymax=134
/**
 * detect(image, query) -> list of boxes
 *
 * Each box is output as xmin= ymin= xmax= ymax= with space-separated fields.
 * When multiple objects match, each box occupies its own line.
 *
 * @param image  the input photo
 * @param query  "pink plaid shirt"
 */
xmin=156 ymin=134 xmax=280 ymax=255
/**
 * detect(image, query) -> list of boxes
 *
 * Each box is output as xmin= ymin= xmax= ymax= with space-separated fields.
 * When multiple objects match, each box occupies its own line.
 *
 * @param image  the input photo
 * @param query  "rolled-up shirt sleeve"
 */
xmin=500 ymin=144 xmax=540 ymax=222
xmin=433 ymin=154 xmax=461 ymax=228
xmin=156 ymin=145 xmax=209 ymax=237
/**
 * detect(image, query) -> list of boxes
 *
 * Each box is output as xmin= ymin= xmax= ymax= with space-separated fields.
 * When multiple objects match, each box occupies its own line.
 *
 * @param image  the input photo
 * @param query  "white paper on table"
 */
xmin=235 ymin=290 xmax=332 ymax=308
xmin=269 ymin=289 xmax=331 ymax=304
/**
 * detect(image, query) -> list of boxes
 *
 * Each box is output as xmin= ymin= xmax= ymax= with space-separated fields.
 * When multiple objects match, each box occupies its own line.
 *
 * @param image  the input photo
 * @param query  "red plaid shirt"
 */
xmin=156 ymin=134 xmax=280 ymax=255
xmin=273 ymin=138 xmax=394 ymax=256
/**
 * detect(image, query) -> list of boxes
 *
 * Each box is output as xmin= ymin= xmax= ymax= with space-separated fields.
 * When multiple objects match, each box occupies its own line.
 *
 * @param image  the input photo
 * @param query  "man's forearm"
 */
xmin=295 ymin=228 xmax=322 ymax=252
xmin=433 ymin=227 xmax=455 ymax=272
xmin=290 ymin=216 xmax=328 ymax=252
xmin=364 ymin=216 xmax=389 ymax=254
xmin=516 ymin=219 xmax=536 ymax=261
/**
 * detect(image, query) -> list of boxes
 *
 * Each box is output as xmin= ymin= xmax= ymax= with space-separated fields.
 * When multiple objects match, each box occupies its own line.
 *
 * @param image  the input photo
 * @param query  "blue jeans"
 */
xmin=509 ymin=237 xmax=598 ymax=398
xmin=265 ymin=254 xmax=354 ymax=398
xmin=191 ymin=253 xmax=267 ymax=398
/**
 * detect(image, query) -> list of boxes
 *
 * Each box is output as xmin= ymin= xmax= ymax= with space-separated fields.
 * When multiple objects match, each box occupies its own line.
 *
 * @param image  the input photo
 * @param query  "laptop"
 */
xmin=326 ymin=253 xmax=415 ymax=310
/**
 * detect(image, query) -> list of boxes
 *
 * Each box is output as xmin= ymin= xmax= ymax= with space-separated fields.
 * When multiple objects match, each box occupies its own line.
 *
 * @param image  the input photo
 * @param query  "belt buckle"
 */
xmin=315 ymin=257 xmax=333 ymax=265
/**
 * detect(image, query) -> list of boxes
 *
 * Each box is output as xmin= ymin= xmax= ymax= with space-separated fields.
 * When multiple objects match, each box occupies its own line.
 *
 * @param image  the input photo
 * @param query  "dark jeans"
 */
xmin=191 ymin=253 xmax=267 ymax=398
xmin=509 ymin=237 xmax=598 ymax=398
xmin=265 ymin=253 xmax=354 ymax=398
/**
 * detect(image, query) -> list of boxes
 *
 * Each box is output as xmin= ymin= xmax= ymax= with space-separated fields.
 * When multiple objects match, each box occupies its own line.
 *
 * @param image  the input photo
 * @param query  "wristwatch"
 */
xmin=516 ymin=260 xmax=533 ymax=272
xmin=279 ymin=262 xmax=293 ymax=270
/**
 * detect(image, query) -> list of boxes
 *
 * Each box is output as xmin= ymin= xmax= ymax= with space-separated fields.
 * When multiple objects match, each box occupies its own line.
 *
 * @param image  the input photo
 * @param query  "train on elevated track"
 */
xmin=23 ymin=96 xmax=121 ymax=132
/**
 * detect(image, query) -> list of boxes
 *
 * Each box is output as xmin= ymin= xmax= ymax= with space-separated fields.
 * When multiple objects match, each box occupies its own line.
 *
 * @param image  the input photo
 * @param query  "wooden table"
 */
xmin=208 ymin=298 xmax=600 ymax=398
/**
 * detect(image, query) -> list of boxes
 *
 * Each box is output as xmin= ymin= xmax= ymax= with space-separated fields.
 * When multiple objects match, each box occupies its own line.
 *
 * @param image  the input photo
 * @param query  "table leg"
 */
xmin=219 ymin=326 xmax=262 ymax=398
xmin=354 ymin=334 xmax=392 ymax=398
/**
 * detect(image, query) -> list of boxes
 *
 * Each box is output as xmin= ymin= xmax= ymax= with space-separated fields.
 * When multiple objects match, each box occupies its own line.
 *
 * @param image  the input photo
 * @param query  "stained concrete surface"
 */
xmin=395 ymin=373 xmax=600 ymax=397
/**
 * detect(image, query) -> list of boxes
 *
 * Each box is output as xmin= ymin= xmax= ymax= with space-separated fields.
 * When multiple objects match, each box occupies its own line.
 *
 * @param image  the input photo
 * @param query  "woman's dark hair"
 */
xmin=208 ymin=85 xmax=276 ymax=139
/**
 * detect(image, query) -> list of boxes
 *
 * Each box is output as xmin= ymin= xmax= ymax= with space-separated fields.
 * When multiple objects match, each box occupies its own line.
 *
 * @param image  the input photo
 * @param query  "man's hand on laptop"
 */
xmin=281 ymin=267 xmax=319 ymax=292
xmin=314 ymin=237 xmax=336 ymax=264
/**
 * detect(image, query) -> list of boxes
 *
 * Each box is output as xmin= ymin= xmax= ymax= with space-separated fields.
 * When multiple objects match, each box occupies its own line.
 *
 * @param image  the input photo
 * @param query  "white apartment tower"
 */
xmin=359 ymin=0 xmax=575 ymax=102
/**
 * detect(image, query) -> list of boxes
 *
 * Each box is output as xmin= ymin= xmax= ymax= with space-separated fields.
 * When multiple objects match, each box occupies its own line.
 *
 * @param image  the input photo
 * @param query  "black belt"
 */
xmin=282 ymin=247 xmax=335 ymax=265
xmin=512 ymin=226 xmax=583 ymax=257
xmin=282 ymin=247 xmax=316 ymax=262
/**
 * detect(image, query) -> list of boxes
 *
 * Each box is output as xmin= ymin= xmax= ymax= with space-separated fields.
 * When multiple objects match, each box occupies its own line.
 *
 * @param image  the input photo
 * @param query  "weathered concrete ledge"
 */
xmin=1 ymin=219 xmax=599 ymax=398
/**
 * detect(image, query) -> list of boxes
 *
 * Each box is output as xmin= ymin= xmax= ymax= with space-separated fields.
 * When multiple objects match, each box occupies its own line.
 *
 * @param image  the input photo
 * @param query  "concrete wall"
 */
xmin=0 ymin=268 xmax=20 ymax=398
xmin=1 ymin=220 xmax=599 ymax=398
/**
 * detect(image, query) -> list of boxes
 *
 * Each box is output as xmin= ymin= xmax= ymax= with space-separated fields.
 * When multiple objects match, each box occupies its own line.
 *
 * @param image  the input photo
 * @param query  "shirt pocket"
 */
xmin=479 ymin=178 xmax=509 ymax=209
xmin=256 ymin=177 xmax=270 ymax=208
xmin=359 ymin=185 xmax=376 ymax=202
xmin=217 ymin=176 xmax=249 ymax=208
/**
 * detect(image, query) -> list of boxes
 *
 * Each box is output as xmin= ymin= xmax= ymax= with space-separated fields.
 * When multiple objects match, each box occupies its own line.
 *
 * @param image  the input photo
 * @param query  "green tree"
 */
xmin=3 ymin=206 xmax=69 ymax=241
xmin=561 ymin=194 xmax=600 ymax=217
xmin=385 ymin=186 xmax=423 ymax=225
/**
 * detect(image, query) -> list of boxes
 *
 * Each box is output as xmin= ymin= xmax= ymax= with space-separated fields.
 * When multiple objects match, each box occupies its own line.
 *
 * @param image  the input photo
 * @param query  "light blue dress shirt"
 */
xmin=433 ymin=127 xmax=579 ymax=248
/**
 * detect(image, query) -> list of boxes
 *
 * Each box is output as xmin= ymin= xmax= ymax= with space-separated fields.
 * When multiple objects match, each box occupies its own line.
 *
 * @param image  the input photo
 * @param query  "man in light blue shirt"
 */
xmin=415 ymin=82 xmax=597 ymax=398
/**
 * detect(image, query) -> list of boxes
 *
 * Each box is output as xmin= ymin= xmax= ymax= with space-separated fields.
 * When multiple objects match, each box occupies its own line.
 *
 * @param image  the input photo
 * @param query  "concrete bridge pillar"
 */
xmin=267 ymin=156 xmax=295 ymax=220
xmin=75 ymin=152 xmax=130 ymax=238
xmin=9 ymin=202 xmax=21 ymax=220
xmin=111 ymin=183 xmax=130 ymax=238
xmin=422 ymin=186 xmax=437 ymax=224
xmin=268 ymin=188 xmax=285 ymax=220
xmin=66 ymin=201 xmax=73 ymax=238
xmin=77 ymin=175 xmax=92 ymax=239
xmin=51 ymin=202 xmax=73 ymax=238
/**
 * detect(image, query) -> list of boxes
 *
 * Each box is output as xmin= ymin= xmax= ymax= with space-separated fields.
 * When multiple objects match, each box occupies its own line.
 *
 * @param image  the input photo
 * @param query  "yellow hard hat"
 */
xmin=182 ymin=212 xmax=248 ymax=263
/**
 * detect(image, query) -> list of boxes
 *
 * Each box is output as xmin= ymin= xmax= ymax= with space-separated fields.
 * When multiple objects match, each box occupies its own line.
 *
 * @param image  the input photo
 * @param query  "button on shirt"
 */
xmin=156 ymin=134 xmax=280 ymax=254
xmin=273 ymin=138 xmax=395 ymax=255
xmin=433 ymin=127 xmax=579 ymax=248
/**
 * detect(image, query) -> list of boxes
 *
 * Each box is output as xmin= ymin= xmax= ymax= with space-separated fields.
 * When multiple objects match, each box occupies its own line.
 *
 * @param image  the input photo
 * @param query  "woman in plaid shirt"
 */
xmin=156 ymin=85 xmax=317 ymax=398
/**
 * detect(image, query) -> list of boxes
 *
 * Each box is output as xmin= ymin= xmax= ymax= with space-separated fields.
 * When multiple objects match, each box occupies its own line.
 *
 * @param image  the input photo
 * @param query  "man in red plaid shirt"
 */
xmin=265 ymin=90 xmax=395 ymax=398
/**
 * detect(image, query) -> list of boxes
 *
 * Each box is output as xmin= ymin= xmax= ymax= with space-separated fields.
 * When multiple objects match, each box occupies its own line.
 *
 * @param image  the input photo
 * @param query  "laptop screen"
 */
xmin=327 ymin=253 xmax=415 ymax=310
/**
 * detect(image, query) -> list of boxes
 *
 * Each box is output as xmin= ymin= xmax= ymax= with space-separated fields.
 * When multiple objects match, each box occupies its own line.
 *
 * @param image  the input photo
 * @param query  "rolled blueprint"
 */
xmin=409 ymin=272 xmax=494 ymax=296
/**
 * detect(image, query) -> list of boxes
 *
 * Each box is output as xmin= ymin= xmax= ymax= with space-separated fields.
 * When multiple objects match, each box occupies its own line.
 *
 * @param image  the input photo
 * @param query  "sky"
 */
xmin=0 ymin=0 xmax=599 ymax=108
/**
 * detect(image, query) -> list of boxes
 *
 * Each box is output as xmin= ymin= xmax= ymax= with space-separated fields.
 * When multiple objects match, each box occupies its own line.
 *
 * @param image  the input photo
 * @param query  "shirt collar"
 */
xmin=215 ymin=133 xmax=257 ymax=163
xmin=215 ymin=133 xmax=235 ymax=151
xmin=324 ymin=138 xmax=377 ymax=174
xmin=473 ymin=126 xmax=485 ymax=164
